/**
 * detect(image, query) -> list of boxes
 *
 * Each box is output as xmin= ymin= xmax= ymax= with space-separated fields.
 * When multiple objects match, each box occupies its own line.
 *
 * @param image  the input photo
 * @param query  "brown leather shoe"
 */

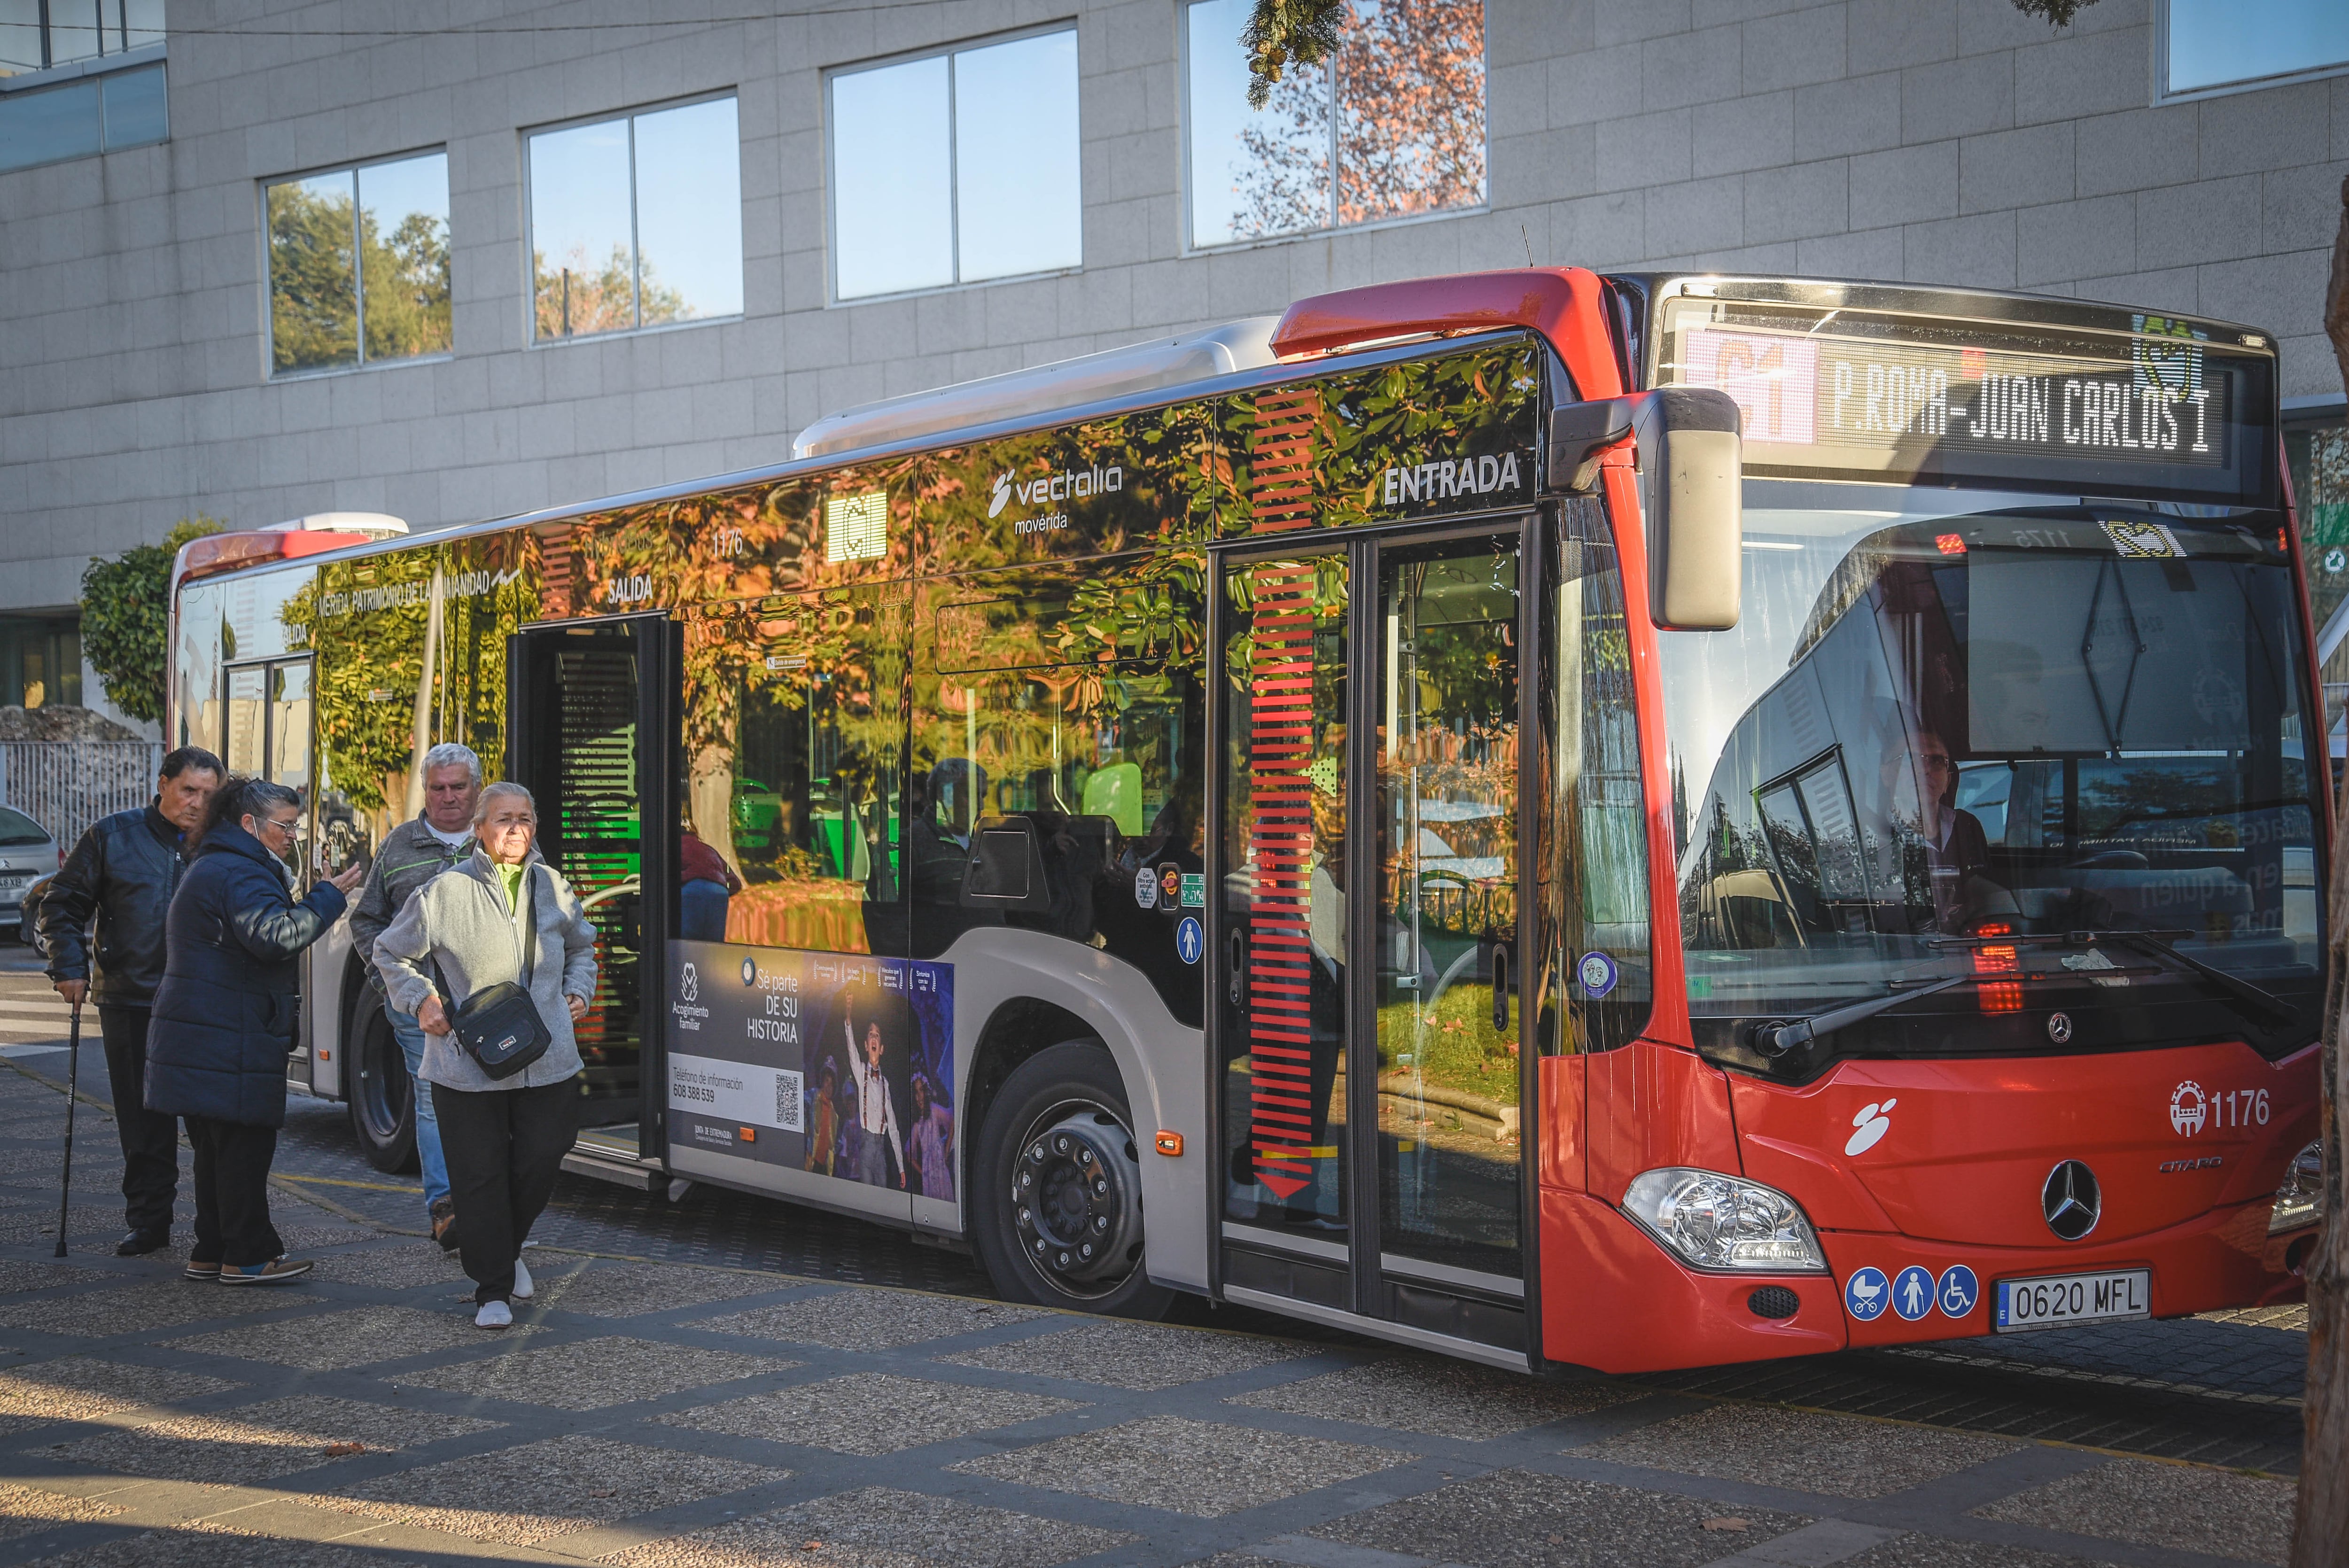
xmin=430 ymin=1197 xmax=460 ymax=1254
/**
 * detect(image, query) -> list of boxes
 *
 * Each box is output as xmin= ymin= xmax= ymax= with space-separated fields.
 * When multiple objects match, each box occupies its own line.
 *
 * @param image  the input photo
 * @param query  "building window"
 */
xmin=828 ymin=28 xmax=1081 ymax=301
xmin=528 ymin=96 xmax=743 ymax=342
xmin=2162 ymin=0 xmax=2349 ymax=98
xmin=0 ymin=0 xmax=163 ymax=78
xmin=265 ymin=152 xmax=450 ymax=376
xmin=1184 ymin=0 xmax=1485 ymax=249
xmin=0 ymin=60 xmax=165 ymax=174
xmin=0 ymin=615 xmax=81 ymax=709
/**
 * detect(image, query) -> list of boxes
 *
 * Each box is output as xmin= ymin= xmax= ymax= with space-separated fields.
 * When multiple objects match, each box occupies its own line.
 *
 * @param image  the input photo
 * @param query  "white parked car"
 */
xmin=0 ymin=807 xmax=59 ymax=944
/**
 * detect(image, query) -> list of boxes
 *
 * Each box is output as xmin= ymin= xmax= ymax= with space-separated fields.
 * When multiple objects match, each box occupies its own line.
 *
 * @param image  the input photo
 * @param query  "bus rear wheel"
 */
xmin=346 ymin=998 xmax=419 ymax=1175
xmin=972 ymin=1042 xmax=1172 ymax=1320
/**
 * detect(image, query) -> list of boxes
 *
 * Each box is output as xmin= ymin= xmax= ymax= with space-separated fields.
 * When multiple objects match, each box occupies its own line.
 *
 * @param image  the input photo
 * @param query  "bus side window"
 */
xmin=908 ymin=558 xmax=1206 ymax=1025
xmin=679 ymin=590 xmax=908 ymax=956
xmin=1546 ymin=502 xmax=1651 ymax=1055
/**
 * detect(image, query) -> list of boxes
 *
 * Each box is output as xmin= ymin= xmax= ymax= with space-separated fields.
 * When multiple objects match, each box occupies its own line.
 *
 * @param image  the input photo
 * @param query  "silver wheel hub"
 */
xmin=1013 ymin=1110 xmax=1142 ymax=1289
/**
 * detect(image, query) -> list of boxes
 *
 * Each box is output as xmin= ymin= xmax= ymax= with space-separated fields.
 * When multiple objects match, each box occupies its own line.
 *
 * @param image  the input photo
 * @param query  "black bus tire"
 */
xmin=970 ymin=1041 xmax=1173 ymax=1320
xmin=346 ymin=998 xmax=420 ymax=1175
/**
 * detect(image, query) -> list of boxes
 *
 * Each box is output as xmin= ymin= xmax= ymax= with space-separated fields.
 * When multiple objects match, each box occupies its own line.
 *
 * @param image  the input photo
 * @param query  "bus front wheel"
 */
xmin=971 ymin=1042 xmax=1172 ymax=1320
xmin=346 ymin=999 xmax=419 ymax=1175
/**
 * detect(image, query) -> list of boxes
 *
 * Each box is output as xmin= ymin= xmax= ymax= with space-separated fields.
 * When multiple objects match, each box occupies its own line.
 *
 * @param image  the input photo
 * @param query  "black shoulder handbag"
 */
xmin=435 ymin=868 xmax=553 ymax=1081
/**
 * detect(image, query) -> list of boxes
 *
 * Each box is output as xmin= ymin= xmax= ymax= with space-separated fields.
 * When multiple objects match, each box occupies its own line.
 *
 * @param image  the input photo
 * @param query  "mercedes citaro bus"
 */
xmin=167 ymin=269 xmax=2327 ymax=1373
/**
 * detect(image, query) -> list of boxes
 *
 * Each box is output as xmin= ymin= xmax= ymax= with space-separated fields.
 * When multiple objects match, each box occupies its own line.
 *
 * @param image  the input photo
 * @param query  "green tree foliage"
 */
xmin=267 ymin=179 xmax=450 ymax=373
xmin=1242 ymin=0 xmax=1347 ymax=109
xmin=2010 ymin=0 xmax=2095 ymax=25
xmin=362 ymin=209 xmax=453 ymax=362
xmin=80 ymin=519 xmax=225 ymax=725
xmin=268 ymin=181 xmax=358 ymax=372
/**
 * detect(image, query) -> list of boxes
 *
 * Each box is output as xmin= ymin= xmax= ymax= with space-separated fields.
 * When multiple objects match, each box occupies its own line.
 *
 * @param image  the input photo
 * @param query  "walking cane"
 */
xmin=54 ymin=1001 xmax=82 ymax=1259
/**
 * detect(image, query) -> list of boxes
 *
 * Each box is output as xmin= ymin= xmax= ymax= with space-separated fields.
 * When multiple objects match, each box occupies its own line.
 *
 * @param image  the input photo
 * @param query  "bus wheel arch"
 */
xmin=343 ymin=961 xmax=418 ymax=1175
xmin=966 ymin=1019 xmax=1172 ymax=1320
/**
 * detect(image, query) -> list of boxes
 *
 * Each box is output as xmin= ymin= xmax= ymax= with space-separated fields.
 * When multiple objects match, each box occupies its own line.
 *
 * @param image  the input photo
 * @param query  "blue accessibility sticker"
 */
xmin=1175 ymin=916 xmax=1204 ymax=965
xmin=1577 ymin=951 xmax=1618 ymax=999
xmin=1891 ymin=1265 xmax=1936 ymax=1321
xmin=1936 ymin=1265 xmax=1980 ymax=1319
xmin=1843 ymin=1266 xmax=1890 ymax=1321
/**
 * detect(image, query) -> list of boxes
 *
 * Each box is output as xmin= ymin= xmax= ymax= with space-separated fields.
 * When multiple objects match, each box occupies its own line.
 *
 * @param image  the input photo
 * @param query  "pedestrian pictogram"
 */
xmin=1175 ymin=916 xmax=1203 ymax=964
xmin=1892 ymin=1265 xmax=1934 ymax=1320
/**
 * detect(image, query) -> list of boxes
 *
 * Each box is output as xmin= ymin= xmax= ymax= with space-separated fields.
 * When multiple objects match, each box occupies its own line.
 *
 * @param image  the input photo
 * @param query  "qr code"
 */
xmin=773 ymin=1068 xmax=805 ymax=1133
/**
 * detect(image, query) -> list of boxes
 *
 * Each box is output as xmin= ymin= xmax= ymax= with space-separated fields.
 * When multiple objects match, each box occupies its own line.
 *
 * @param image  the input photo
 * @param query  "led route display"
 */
xmin=1656 ymin=295 xmax=2270 ymax=501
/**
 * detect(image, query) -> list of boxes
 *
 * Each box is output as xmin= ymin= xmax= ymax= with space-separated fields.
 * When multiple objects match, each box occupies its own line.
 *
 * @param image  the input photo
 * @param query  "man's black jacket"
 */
xmin=38 ymin=803 xmax=187 ymax=1009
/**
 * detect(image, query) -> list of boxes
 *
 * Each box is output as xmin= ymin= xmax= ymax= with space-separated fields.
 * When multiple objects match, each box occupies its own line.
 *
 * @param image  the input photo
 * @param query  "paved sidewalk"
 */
xmin=0 ymin=1039 xmax=2304 ymax=1566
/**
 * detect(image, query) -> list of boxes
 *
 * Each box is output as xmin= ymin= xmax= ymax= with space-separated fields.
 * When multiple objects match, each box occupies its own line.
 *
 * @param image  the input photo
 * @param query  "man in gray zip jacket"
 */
xmin=346 ymin=743 xmax=481 ymax=1245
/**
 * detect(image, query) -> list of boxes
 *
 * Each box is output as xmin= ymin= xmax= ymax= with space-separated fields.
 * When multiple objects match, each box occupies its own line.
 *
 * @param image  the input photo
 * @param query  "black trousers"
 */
xmin=433 ymin=1078 xmax=577 ymax=1304
xmin=97 ymin=1005 xmax=179 ymax=1235
xmin=184 ymin=1117 xmax=281 ymax=1267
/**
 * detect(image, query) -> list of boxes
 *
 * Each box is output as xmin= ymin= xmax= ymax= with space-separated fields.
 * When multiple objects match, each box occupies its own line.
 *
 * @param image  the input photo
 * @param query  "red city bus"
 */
xmin=167 ymin=269 xmax=2326 ymax=1374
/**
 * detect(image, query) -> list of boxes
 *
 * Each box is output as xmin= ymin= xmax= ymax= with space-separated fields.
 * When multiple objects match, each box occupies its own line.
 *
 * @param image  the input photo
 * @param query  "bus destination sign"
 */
xmin=1657 ymin=297 xmax=2268 ymax=500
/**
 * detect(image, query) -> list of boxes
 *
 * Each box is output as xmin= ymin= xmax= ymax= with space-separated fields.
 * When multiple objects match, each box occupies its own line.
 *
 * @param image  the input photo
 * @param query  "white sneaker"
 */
xmin=474 ymin=1299 xmax=513 ymax=1329
xmin=511 ymin=1258 xmax=533 ymax=1300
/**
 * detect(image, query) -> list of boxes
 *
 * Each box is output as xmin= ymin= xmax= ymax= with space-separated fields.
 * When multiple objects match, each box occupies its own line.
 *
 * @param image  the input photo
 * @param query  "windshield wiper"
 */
xmin=1750 ymin=973 xmax=1972 ymax=1059
xmin=1932 ymin=929 xmax=2299 ymax=1025
xmin=2076 ymin=929 xmax=2298 ymax=1025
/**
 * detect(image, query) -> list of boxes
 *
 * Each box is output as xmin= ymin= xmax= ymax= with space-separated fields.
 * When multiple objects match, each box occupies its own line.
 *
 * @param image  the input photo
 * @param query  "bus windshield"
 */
xmin=1662 ymin=479 xmax=2323 ymax=1075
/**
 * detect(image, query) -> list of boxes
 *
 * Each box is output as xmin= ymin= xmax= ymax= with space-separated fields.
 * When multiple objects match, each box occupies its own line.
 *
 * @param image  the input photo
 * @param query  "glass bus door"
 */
xmin=510 ymin=619 xmax=674 ymax=1163
xmin=1214 ymin=524 xmax=1530 ymax=1358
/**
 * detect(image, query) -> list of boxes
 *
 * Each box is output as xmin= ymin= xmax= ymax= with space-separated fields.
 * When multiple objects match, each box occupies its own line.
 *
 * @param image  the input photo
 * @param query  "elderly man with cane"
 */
xmin=37 ymin=747 xmax=225 ymax=1255
xmin=347 ymin=742 xmax=482 ymax=1250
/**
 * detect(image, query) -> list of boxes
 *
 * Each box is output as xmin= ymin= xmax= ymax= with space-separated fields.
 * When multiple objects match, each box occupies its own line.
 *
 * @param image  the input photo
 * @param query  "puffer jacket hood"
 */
xmin=144 ymin=819 xmax=348 ymax=1127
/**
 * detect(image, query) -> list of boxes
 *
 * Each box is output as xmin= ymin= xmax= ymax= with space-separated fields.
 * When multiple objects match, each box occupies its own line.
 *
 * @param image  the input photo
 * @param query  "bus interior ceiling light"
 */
xmin=1621 ymin=1169 xmax=1828 ymax=1273
xmin=791 ymin=319 xmax=1281 ymax=461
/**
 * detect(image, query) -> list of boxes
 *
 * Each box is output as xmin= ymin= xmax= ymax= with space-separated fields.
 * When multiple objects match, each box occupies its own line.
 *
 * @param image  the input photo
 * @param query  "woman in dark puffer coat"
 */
xmin=146 ymin=778 xmax=363 ymax=1284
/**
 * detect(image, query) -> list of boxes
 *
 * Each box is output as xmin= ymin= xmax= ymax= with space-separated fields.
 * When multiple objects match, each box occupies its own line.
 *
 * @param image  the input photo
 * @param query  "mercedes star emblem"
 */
xmin=2046 ymin=1011 xmax=2073 ymax=1044
xmin=2042 ymin=1159 xmax=2101 ymax=1241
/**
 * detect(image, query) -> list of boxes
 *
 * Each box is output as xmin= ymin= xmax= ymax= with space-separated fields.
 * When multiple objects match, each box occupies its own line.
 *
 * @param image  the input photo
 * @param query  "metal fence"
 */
xmin=0 ymin=742 xmax=162 ymax=855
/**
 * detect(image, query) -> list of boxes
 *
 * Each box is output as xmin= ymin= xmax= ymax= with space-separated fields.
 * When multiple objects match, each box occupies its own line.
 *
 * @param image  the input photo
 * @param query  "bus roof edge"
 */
xmin=1272 ymin=267 xmax=1621 ymax=397
xmin=792 ymin=318 xmax=1283 ymax=461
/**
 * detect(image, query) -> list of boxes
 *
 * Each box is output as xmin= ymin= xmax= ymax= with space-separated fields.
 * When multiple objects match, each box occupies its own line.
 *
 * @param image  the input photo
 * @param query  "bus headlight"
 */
xmin=1622 ymin=1168 xmax=1828 ymax=1273
xmin=2269 ymin=1140 xmax=2323 ymax=1235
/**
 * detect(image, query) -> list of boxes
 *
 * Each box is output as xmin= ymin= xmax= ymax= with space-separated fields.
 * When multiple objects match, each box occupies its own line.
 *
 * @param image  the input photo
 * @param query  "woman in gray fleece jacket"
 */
xmin=373 ymin=782 xmax=598 ymax=1328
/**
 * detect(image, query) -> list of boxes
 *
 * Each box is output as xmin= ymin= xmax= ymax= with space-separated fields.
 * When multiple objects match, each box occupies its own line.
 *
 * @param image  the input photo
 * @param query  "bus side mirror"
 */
xmin=1547 ymin=389 xmax=1743 ymax=630
xmin=1634 ymin=388 xmax=1742 ymax=632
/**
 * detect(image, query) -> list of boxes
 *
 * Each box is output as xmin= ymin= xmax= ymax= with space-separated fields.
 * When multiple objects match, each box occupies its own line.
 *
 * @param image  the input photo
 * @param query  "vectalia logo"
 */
xmin=993 ymin=461 xmax=1124 ymax=520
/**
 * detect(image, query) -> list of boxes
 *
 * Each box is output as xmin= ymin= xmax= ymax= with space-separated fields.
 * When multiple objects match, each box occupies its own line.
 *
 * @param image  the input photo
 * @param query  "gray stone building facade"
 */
xmin=4 ymin=0 xmax=2346 ymax=729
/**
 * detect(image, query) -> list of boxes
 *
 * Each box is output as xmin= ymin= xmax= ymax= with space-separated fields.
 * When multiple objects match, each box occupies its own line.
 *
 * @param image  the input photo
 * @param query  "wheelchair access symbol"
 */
xmin=1937 ymin=1265 xmax=1980 ymax=1319
xmin=1892 ymin=1265 xmax=1935 ymax=1321
xmin=1175 ymin=916 xmax=1204 ymax=965
xmin=1844 ymin=1266 xmax=1889 ymax=1320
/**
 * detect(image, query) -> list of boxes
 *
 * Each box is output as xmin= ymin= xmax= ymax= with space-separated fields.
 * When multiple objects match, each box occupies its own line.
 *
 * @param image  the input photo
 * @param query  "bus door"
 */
xmin=223 ymin=655 xmax=332 ymax=1091
xmin=1212 ymin=521 xmax=1532 ymax=1363
xmin=509 ymin=618 xmax=675 ymax=1174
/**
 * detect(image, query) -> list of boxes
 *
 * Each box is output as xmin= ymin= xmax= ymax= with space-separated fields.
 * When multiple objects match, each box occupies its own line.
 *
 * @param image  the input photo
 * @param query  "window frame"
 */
xmin=259 ymin=145 xmax=453 ymax=382
xmin=1177 ymin=0 xmax=1489 ymax=255
xmin=521 ymin=88 xmax=745 ymax=347
xmin=2154 ymin=0 xmax=2349 ymax=103
xmin=821 ymin=21 xmax=1084 ymax=306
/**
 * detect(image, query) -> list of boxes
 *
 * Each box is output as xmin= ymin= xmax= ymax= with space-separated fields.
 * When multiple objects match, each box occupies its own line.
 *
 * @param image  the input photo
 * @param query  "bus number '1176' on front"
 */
xmin=1995 ymin=1269 xmax=2152 ymax=1332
